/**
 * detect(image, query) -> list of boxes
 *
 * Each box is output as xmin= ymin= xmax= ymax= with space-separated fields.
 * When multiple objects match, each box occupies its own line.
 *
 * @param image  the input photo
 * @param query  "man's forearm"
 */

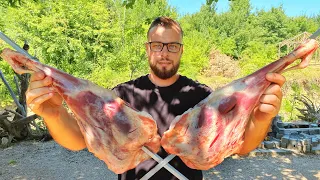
xmin=238 ymin=116 xmax=273 ymax=155
xmin=44 ymin=106 xmax=86 ymax=151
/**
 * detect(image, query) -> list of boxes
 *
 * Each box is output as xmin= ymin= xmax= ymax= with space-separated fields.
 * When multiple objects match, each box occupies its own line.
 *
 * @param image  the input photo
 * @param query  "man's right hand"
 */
xmin=26 ymin=71 xmax=63 ymax=119
xmin=26 ymin=71 xmax=86 ymax=150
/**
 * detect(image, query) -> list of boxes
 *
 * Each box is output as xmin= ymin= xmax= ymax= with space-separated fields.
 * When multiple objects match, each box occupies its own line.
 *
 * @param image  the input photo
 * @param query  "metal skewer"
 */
xmin=309 ymin=28 xmax=320 ymax=39
xmin=0 ymin=31 xmax=38 ymax=61
xmin=141 ymin=147 xmax=188 ymax=180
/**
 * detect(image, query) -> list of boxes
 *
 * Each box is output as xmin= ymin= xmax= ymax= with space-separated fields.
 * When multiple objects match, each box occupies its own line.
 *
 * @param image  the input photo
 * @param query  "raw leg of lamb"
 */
xmin=161 ymin=39 xmax=319 ymax=170
xmin=1 ymin=49 xmax=161 ymax=174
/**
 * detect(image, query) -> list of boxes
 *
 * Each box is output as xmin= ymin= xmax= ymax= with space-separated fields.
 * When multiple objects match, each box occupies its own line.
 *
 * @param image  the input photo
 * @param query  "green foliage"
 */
xmin=255 ymin=7 xmax=289 ymax=44
xmin=206 ymin=0 xmax=234 ymax=6
xmin=122 ymin=0 xmax=232 ymax=8
xmin=0 ymin=64 xmax=15 ymax=107
xmin=179 ymin=30 xmax=213 ymax=79
xmin=291 ymin=82 xmax=303 ymax=96
xmin=239 ymin=41 xmax=277 ymax=75
xmin=296 ymin=95 xmax=320 ymax=123
xmin=8 ymin=160 xmax=17 ymax=165
xmin=122 ymin=0 xmax=156 ymax=8
xmin=1 ymin=0 xmax=120 ymax=77
xmin=217 ymin=37 xmax=236 ymax=56
xmin=281 ymin=97 xmax=299 ymax=122
xmin=311 ymin=82 xmax=320 ymax=92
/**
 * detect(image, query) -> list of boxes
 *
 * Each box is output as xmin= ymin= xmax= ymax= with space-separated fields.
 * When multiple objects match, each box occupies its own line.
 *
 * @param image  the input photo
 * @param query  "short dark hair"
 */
xmin=147 ymin=16 xmax=183 ymax=40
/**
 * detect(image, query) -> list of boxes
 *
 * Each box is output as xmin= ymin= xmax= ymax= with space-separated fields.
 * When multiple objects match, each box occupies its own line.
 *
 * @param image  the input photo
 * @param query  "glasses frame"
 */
xmin=147 ymin=41 xmax=183 ymax=53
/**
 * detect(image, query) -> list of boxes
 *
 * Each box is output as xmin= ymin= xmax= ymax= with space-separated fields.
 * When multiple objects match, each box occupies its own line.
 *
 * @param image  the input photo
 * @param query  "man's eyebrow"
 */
xmin=149 ymin=41 xmax=181 ymax=44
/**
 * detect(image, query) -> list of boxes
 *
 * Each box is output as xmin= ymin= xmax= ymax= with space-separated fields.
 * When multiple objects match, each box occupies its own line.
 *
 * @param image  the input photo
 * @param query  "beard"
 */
xmin=149 ymin=59 xmax=180 ymax=80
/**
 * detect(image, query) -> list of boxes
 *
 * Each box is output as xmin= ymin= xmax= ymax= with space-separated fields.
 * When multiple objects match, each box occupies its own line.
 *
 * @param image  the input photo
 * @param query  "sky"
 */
xmin=167 ymin=0 xmax=320 ymax=17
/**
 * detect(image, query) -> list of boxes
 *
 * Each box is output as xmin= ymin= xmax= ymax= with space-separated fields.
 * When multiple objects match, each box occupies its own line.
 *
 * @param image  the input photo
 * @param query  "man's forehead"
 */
xmin=148 ymin=26 xmax=182 ymax=42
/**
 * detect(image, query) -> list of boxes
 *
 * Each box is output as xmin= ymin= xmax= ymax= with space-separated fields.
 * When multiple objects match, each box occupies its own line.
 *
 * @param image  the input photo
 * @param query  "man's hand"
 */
xmin=253 ymin=72 xmax=286 ymax=122
xmin=239 ymin=72 xmax=286 ymax=155
xmin=26 ymin=71 xmax=63 ymax=119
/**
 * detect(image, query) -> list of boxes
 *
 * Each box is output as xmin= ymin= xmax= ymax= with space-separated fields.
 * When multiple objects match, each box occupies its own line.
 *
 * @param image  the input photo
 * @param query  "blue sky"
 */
xmin=167 ymin=0 xmax=320 ymax=17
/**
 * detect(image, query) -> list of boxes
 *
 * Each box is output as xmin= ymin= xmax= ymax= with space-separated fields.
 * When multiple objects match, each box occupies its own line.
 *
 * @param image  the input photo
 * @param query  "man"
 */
xmin=24 ymin=17 xmax=285 ymax=179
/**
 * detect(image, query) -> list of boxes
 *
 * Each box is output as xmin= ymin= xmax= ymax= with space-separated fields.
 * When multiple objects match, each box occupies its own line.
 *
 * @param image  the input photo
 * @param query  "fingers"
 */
xmin=266 ymin=73 xmax=286 ymax=87
xmin=26 ymin=71 xmax=55 ymax=112
xmin=28 ymin=93 xmax=54 ymax=112
xmin=262 ymin=84 xmax=283 ymax=100
xmin=258 ymin=103 xmax=278 ymax=116
xmin=30 ymin=71 xmax=45 ymax=82
xmin=26 ymin=86 xmax=54 ymax=103
xmin=1 ymin=49 xmax=27 ymax=74
xmin=258 ymin=80 xmax=283 ymax=117
xmin=259 ymin=94 xmax=281 ymax=108
xmin=1 ymin=48 xmax=34 ymax=74
xmin=29 ymin=74 xmax=53 ymax=90
xmin=285 ymin=46 xmax=318 ymax=72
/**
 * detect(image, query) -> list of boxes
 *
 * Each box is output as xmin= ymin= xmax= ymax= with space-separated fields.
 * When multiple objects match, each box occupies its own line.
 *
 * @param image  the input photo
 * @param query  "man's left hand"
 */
xmin=253 ymin=72 xmax=286 ymax=122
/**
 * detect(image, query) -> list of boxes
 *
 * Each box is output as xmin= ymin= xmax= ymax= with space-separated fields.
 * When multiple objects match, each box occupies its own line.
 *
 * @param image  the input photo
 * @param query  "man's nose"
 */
xmin=161 ymin=45 xmax=169 ymax=56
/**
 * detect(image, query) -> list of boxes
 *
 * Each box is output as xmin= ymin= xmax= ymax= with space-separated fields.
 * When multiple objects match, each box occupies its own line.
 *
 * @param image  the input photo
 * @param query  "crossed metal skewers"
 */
xmin=141 ymin=147 xmax=188 ymax=180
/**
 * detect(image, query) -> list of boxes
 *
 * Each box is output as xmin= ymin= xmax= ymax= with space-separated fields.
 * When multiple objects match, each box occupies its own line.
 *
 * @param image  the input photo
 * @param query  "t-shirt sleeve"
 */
xmin=112 ymin=84 xmax=122 ymax=98
xmin=112 ymin=83 xmax=133 ymax=104
xmin=192 ymin=81 xmax=213 ymax=102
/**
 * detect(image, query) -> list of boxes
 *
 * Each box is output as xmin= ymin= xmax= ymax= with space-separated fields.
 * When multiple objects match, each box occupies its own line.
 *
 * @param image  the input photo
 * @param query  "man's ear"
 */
xmin=181 ymin=45 xmax=184 ymax=55
xmin=145 ymin=43 xmax=149 ymax=54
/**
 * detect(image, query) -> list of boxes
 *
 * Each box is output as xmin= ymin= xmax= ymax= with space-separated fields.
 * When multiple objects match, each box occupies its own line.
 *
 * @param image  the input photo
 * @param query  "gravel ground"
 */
xmin=1 ymin=140 xmax=319 ymax=180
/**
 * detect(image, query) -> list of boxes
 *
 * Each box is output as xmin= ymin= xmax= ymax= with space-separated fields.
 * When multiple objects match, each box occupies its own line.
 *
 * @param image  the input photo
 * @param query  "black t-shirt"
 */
xmin=113 ymin=75 xmax=212 ymax=180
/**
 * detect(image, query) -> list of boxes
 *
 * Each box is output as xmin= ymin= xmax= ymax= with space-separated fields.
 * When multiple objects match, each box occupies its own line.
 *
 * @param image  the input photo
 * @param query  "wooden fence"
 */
xmin=278 ymin=32 xmax=320 ymax=65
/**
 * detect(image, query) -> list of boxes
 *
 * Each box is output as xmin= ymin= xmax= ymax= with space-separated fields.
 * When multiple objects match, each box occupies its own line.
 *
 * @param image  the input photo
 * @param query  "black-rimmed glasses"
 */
xmin=147 ymin=42 xmax=183 ymax=53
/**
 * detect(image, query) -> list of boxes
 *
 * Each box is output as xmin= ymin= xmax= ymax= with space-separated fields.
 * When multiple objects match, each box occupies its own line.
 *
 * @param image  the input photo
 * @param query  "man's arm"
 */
xmin=238 ymin=73 xmax=286 ymax=155
xmin=43 ymin=106 xmax=86 ymax=151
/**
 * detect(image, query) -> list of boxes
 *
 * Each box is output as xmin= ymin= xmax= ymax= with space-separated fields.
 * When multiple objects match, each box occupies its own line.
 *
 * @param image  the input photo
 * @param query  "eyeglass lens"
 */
xmin=149 ymin=42 xmax=181 ymax=52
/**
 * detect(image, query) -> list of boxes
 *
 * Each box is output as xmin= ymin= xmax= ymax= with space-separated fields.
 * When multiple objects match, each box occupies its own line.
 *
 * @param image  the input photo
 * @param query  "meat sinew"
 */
xmin=0 ymin=49 xmax=161 ymax=174
xmin=161 ymin=39 xmax=319 ymax=170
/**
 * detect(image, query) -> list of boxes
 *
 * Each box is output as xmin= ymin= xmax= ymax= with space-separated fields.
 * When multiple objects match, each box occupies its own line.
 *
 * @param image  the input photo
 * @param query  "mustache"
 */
xmin=159 ymin=58 xmax=172 ymax=62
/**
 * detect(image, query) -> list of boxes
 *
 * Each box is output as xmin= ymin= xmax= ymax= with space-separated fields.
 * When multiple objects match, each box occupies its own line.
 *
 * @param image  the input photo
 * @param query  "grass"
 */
xmin=8 ymin=160 xmax=17 ymax=165
xmin=283 ymin=66 xmax=320 ymax=80
xmin=196 ymin=75 xmax=233 ymax=90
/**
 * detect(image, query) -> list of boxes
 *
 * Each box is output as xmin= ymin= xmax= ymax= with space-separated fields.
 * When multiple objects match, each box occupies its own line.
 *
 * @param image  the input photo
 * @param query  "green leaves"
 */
xmin=206 ymin=0 xmax=218 ymax=6
xmin=122 ymin=0 xmax=156 ymax=8
xmin=206 ymin=0 xmax=234 ymax=6
xmin=122 ymin=0 xmax=135 ymax=8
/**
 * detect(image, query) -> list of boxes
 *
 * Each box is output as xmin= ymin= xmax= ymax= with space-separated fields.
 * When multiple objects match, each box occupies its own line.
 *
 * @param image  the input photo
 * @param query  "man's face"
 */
xmin=146 ymin=26 xmax=183 ymax=79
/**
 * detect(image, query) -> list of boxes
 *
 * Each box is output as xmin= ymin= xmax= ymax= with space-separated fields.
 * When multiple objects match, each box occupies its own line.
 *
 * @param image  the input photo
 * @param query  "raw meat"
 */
xmin=1 ymin=49 xmax=161 ymax=174
xmin=161 ymin=39 xmax=319 ymax=170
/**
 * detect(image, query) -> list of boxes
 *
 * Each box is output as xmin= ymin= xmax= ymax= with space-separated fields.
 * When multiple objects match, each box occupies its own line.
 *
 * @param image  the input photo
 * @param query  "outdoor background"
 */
xmin=0 ymin=0 xmax=320 ymax=122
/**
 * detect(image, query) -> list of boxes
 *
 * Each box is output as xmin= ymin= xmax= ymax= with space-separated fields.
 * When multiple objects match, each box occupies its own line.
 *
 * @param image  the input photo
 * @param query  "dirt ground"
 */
xmin=0 ymin=140 xmax=319 ymax=180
